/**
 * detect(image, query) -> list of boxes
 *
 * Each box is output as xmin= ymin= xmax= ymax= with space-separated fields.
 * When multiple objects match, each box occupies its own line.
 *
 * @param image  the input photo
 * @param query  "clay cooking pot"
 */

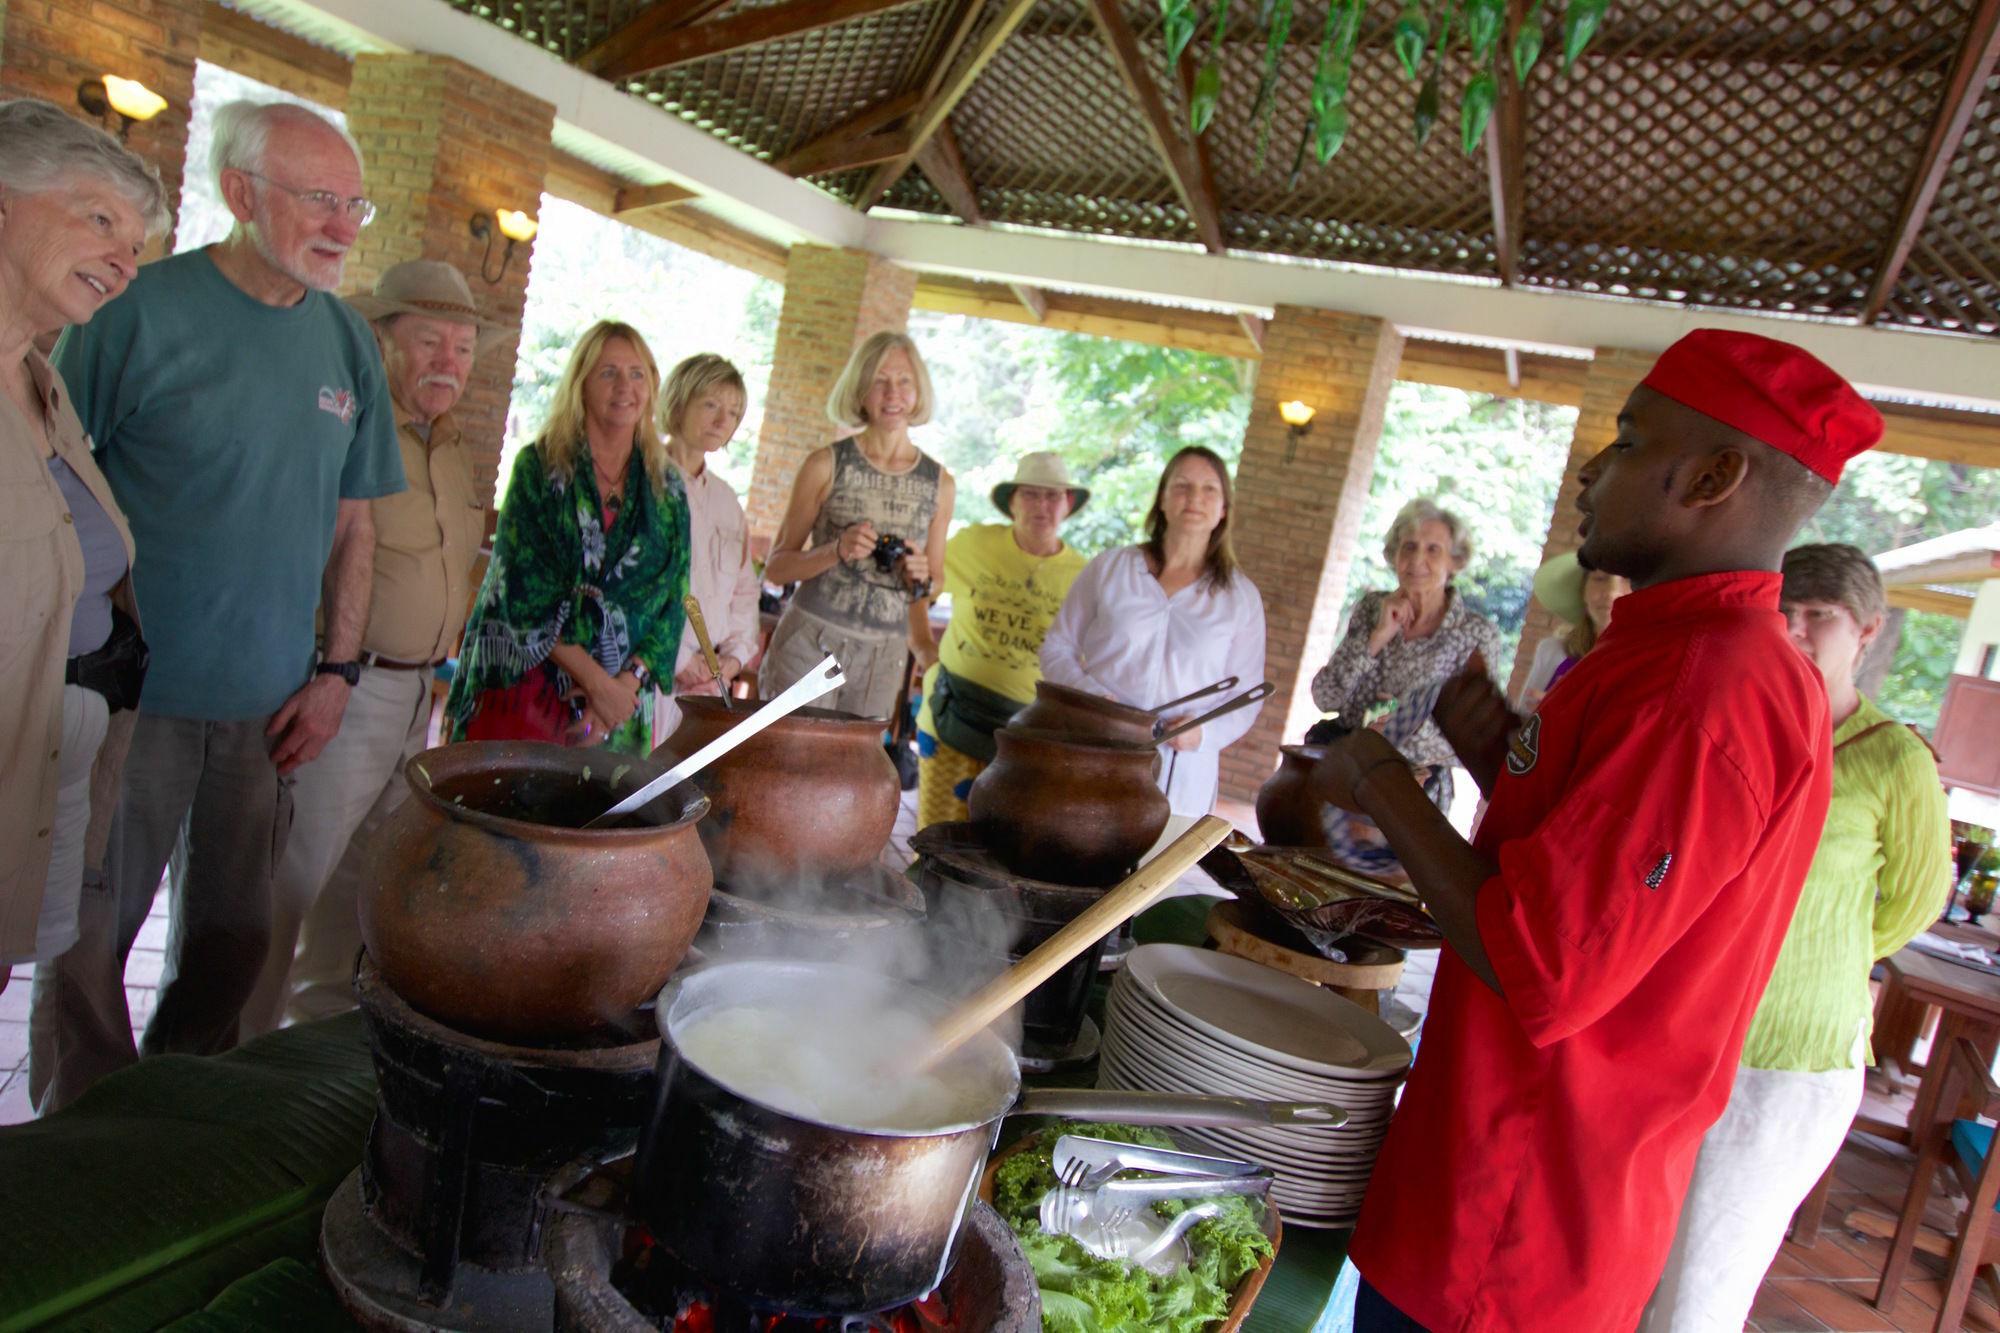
xmin=967 ymin=726 xmax=1171 ymax=886
xmin=653 ymin=698 xmax=899 ymax=889
xmin=1010 ymin=680 xmax=1158 ymax=745
xmin=360 ymin=741 xmax=712 ymax=1043
xmin=1255 ymin=744 xmax=1336 ymax=850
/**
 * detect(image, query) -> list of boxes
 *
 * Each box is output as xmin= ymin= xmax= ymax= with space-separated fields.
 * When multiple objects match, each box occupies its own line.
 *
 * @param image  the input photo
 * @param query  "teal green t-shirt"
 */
xmin=53 ymin=248 xmax=405 ymax=721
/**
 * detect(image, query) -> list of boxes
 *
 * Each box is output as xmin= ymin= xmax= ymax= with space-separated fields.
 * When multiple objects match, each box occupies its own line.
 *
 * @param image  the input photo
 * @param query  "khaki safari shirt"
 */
xmin=0 ymin=352 xmax=136 ymax=956
xmin=361 ymin=410 xmax=485 ymax=664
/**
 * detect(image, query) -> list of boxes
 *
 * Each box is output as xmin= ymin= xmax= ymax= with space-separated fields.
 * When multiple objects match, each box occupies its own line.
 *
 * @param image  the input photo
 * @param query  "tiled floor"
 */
xmin=6 ymin=792 xmax=1999 ymax=1333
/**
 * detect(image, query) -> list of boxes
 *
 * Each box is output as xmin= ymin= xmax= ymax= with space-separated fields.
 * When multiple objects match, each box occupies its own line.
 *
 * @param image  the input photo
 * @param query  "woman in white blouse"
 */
xmin=1040 ymin=446 xmax=1266 ymax=817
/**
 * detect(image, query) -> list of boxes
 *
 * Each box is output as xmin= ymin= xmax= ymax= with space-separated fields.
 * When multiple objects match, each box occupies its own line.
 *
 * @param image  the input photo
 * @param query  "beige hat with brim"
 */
xmin=992 ymin=450 xmax=1090 ymax=518
xmin=347 ymin=259 xmax=515 ymax=354
xmin=1532 ymin=551 xmax=1588 ymax=624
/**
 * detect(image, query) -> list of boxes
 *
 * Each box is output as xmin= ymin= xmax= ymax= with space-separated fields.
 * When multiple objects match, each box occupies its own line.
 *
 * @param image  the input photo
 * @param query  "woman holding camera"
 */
xmin=761 ymin=332 xmax=954 ymax=721
xmin=0 ymin=100 xmax=170 ymax=990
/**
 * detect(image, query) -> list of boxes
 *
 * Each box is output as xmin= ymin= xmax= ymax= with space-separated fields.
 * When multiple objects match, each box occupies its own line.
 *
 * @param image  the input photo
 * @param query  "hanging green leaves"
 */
xmin=1460 ymin=69 xmax=1496 ymax=153
xmin=1563 ymin=0 xmax=1608 ymax=69
xmin=1393 ymin=3 xmax=1429 ymax=81
xmin=1464 ymin=0 xmax=1503 ymax=63
xmin=1249 ymin=0 xmax=1293 ymax=168
xmin=1189 ymin=0 xmax=1231 ymax=136
xmin=1512 ymin=3 xmax=1545 ymax=85
xmin=1413 ymin=65 xmax=1440 ymax=145
xmin=1160 ymin=0 xmax=1199 ymax=68
xmin=1317 ymin=102 xmax=1351 ymax=161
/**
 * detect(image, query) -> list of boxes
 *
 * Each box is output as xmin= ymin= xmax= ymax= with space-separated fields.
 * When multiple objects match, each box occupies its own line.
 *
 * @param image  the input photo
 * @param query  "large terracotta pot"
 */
xmin=1010 ymin=681 xmax=1158 ymax=745
xmin=652 ymin=697 xmax=899 ymax=890
xmin=360 ymin=741 xmax=712 ymax=1043
xmin=967 ymin=727 xmax=1170 ymax=886
xmin=1254 ymin=744 xmax=1335 ymax=850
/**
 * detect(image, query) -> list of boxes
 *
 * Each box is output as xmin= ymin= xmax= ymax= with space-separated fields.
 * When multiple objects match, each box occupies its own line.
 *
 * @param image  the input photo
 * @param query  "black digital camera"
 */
xmin=870 ymin=533 xmax=932 ymax=598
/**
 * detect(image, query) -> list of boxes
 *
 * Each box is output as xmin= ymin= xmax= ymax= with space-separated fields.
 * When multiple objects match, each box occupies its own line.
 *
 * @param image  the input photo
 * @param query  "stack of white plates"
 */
xmin=1098 ymin=943 xmax=1412 ymax=1228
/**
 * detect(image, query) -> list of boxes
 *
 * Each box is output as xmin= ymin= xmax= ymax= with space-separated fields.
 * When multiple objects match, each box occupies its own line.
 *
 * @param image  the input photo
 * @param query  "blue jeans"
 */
xmin=1354 ymin=1275 xmax=1431 ymax=1333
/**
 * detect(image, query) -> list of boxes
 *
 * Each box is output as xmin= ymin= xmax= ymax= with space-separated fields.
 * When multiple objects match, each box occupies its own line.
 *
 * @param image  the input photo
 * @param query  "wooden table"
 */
xmin=1858 ymin=946 xmax=2000 ymax=1145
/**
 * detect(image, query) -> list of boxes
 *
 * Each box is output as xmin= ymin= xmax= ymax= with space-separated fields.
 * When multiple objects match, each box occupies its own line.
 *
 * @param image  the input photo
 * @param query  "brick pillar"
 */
xmin=1221 ymin=306 xmax=1405 ymax=804
xmin=745 ymin=244 xmax=917 ymax=540
xmin=1504 ymin=347 xmax=1655 ymax=701
xmin=342 ymin=53 xmax=555 ymax=507
xmin=0 ymin=0 xmax=201 ymax=241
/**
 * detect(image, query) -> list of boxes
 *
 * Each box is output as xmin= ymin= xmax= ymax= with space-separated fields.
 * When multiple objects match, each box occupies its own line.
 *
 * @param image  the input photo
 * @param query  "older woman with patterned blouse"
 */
xmin=1310 ymin=498 xmax=1502 ymax=810
xmin=444 ymin=321 xmax=689 ymax=755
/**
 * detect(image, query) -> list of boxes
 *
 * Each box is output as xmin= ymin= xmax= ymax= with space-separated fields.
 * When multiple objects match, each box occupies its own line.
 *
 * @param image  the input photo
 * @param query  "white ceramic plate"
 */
xmin=1107 ymin=984 xmax=1406 ymax=1106
xmin=1122 ymin=945 xmax=1411 ymax=1080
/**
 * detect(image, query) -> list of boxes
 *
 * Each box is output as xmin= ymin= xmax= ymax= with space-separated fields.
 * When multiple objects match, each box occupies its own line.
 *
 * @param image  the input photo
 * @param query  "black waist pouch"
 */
xmin=927 ymin=666 xmax=1024 ymax=764
xmin=66 ymin=605 xmax=149 ymax=713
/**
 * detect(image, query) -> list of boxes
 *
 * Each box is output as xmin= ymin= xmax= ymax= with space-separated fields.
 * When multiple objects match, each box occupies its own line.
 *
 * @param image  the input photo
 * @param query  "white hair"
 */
xmin=0 ymin=98 xmax=172 ymax=237
xmin=208 ymin=99 xmax=364 ymax=190
xmin=1383 ymin=497 xmax=1474 ymax=569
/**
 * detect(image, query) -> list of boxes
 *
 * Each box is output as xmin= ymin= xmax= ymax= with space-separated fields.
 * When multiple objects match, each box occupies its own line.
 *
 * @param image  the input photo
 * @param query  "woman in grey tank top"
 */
xmin=761 ymin=332 xmax=955 ymax=722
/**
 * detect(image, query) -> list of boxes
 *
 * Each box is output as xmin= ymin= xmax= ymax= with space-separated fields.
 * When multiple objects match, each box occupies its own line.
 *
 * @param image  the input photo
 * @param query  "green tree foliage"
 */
xmin=1795 ymin=453 xmax=2000 ymax=730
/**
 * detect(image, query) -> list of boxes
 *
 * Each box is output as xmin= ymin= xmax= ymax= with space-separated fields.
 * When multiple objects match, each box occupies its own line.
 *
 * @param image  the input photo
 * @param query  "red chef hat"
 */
xmin=1640 ymin=329 xmax=1883 ymax=484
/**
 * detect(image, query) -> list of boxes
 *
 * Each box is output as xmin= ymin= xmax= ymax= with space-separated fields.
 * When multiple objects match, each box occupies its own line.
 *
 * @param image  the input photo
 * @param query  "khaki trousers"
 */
xmin=30 ymin=712 xmax=291 ymax=1112
xmin=760 ymin=604 xmax=908 ymax=723
xmin=241 ymin=665 xmax=429 ymax=1036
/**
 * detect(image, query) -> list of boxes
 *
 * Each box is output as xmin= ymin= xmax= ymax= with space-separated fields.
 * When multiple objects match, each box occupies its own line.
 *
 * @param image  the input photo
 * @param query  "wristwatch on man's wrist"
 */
xmin=315 ymin=660 xmax=361 ymax=687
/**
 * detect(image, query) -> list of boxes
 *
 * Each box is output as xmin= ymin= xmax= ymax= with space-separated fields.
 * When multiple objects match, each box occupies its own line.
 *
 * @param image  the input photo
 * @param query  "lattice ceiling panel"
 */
xmin=451 ymin=0 xmax=644 ymax=60
xmin=626 ymin=0 xmax=961 ymax=163
xmin=1881 ymin=73 xmax=2000 ymax=336
xmin=949 ymin=0 xmax=1195 ymax=239
xmin=1520 ymin=0 xmax=1973 ymax=316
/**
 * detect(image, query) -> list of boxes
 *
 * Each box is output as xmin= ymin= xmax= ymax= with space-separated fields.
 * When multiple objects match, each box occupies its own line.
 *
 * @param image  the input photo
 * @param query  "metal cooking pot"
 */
xmin=630 ymin=959 xmax=1343 ymax=1315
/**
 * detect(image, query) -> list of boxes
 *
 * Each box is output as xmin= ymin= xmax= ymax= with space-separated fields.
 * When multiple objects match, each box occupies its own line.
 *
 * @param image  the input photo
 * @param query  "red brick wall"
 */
xmin=343 ymin=53 xmax=554 ymax=507
xmin=0 ymin=0 xmax=202 ymax=243
xmin=1503 ymin=347 xmax=1654 ymax=702
xmin=745 ymin=245 xmax=916 ymax=540
xmin=1221 ymin=307 xmax=1405 ymax=803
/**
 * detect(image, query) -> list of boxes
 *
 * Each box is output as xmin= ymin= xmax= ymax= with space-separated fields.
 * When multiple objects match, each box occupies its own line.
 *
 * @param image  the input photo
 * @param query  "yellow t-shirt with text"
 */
xmin=919 ymin=523 xmax=1088 ymax=730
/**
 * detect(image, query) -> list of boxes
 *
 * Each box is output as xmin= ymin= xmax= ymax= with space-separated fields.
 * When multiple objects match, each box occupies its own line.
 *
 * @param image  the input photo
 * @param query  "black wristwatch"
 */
xmin=315 ymin=660 xmax=361 ymax=687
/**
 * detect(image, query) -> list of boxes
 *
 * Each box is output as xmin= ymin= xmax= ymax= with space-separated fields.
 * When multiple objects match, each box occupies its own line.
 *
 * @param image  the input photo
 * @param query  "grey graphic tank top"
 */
xmin=791 ymin=437 xmax=942 ymax=637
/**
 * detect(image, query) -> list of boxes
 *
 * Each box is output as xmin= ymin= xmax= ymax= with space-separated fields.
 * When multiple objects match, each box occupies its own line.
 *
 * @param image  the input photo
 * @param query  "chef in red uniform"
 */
xmin=1312 ymin=330 xmax=1884 ymax=1333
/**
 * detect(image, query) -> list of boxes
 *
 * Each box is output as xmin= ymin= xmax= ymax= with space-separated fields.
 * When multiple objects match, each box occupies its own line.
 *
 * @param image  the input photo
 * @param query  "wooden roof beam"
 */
xmin=773 ymin=89 xmax=926 ymax=178
xmin=859 ymin=0 xmax=1043 ymax=209
xmin=779 ymin=129 xmax=916 ymax=177
xmin=584 ymin=0 xmax=932 ymax=82
xmin=1484 ymin=0 xmax=1529 ymax=285
xmin=1860 ymin=0 xmax=2000 ymax=323
xmin=914 ymin=121 xmax=984 ymax=224
xmin=1085 ymin=0 xmax=1226 ymax=253
xmin=1236 ymin=312 xmax=1265 ymax=353
xmin=576 ymin=0 xmax=736 ymax=80
xmin=613 ymin=181 xmax=699 ymax=213
xmin=1008 ymin=282 xmax=1049 ymax=321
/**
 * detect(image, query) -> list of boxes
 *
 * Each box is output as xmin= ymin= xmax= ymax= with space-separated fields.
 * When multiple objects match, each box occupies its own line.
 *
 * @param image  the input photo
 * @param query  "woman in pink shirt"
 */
xmin=655 ymin=354 xmax=762 ymax=744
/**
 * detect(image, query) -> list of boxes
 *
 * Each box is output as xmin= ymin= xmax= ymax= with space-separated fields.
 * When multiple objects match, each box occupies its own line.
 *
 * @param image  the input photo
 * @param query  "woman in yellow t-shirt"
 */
xmin=914 ymin=453 xmax=1090 ymax=829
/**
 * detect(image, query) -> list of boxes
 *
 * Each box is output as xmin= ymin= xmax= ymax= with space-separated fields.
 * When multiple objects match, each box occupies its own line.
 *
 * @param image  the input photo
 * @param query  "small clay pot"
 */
xmin=967 ymin=726 xmax=1171 ymax=886
xmin=359 ymin=742 xmax=712 ymax=1042
xmin=1010 ymin=681 xmax=1158 ymax=746
xmin=1254 ymin=744 xmax=1336 ymax=850
xmin=653 ymin=698 xmax=899 ymax=890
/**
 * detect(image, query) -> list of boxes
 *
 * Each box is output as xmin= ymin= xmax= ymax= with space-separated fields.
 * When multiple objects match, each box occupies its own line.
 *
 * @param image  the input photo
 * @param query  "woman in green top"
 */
xmin=1641 ymin=544 xmax=1950 ymax=1333
xmin=444 ymin=321 xmax=690 ymax=755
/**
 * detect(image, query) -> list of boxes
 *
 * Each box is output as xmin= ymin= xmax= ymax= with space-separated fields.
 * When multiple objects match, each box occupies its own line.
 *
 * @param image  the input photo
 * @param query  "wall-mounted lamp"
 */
xmin=468 ymin=208 xmax=539 ymax=285
xmin=76 ymin=75 xmax=168 ymax=142
xmin=1279 ymin=399 xmax=1316 ymax=463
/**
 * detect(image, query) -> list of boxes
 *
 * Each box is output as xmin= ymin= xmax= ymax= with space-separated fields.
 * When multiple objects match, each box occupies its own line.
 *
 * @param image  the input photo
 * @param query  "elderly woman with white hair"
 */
xmin=0 ymin=98 xmax=170 ymax=993
xmin=1310 ymin=497 xmax=1503 ymax=810
xmin=761 ymin=331 xmax=955 ymax=721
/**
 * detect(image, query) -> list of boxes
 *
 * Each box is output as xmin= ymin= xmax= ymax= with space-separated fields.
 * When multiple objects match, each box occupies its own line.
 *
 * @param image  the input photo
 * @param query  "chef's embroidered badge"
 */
xmin=318 ymin=385 xmax=357 ymax=423
xmin=1504 ymin=713 xmax=1541 ymax=776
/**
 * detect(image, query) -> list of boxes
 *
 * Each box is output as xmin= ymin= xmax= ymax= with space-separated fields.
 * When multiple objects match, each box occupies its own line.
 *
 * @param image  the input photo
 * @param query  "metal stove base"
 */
xmin=321 ymin=1167 xmax=553 ymax=1333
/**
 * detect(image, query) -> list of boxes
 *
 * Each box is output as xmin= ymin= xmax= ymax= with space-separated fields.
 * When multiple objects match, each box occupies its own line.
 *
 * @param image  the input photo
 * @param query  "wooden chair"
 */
xmin=1876 ymin=1037 xmax=2000 ymax=1330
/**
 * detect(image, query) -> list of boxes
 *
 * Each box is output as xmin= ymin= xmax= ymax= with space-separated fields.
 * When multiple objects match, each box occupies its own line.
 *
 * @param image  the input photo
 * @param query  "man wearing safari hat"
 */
xmin=241 ymin=259 xmax=514 ymax=1034
xmin=912 ymin=451 xmax=1090 ymax=829
xmin=1309 ymin=329 xmax=1883 ymax=1332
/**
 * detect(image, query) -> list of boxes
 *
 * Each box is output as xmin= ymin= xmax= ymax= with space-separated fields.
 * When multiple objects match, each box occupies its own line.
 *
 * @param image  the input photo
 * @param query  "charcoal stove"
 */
xmin=542 ymin=1154 xmax=1040 ymax=1332
xmin=910 ymin=822 xmax=1108 ymax=1072
xmin=321 ymin=957 xmax=661 ymax=1331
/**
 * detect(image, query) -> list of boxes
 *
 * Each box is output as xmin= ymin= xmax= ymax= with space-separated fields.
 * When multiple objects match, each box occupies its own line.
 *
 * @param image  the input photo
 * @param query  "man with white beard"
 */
xmin=239 ymin=260 xmax=510 ymax=1035
xmin=32 ymin=101 xmax=404 ymax=1109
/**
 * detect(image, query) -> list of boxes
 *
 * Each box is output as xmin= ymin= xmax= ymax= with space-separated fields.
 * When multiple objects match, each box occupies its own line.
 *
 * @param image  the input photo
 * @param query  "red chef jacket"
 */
xmin=1349 ymin=571 xmax=1832 ymax=1333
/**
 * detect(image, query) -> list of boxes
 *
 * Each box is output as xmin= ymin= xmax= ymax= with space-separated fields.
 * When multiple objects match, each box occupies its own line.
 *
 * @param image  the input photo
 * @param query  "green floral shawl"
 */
xmin=446 ymin=441 xmax=690 ymax=754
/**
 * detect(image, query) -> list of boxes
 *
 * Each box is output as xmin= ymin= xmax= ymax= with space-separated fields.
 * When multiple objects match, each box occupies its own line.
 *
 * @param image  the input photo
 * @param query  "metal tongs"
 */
xmin=584 ymin=655 xmax=844 ymax=827
xmin=1039 ymin=1135 xmax=1274 ymax=1273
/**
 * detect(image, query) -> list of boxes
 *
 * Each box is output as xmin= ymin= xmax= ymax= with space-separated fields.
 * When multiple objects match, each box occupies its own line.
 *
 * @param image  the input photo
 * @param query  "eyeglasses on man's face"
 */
xmin=244 ymin=170 xmax=376 ymax=225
